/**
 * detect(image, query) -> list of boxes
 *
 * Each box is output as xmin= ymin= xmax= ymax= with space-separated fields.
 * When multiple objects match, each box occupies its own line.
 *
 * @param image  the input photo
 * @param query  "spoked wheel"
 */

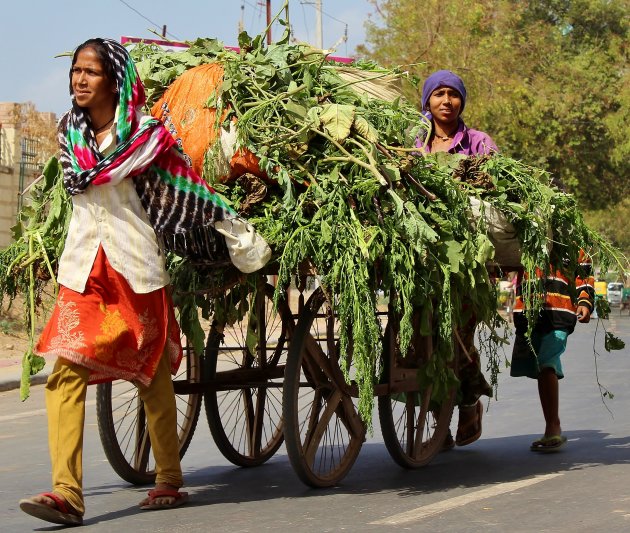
xmin=96 ymin=334 xmax=202 ymax=485
xmin=378 ymin=308 xmax=457 ymax=468
xmin=283 ymin=287 xmax=366 ymax=488
xmin=204 ymin=281 xmax=293 ymax=466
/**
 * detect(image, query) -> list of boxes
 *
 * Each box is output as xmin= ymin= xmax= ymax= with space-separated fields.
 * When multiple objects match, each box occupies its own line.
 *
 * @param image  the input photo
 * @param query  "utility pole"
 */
xmin=266 ymin=0 xmax=272 ymax=44
xmin=255 ymin=1 xmax=272 ymax=43
xmin=315 ymin=0 xmax=323 ymax=49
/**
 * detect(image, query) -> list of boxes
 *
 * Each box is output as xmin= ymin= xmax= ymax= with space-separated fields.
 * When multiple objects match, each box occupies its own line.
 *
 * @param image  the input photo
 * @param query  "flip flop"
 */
xmin=19 ymin=492 xmax=83 ymax=526
xmin=140 ymin=489 xmax=189 ymax=510
xmin=530 ymin=435 xmax=567 ymax=453
xmin=456 ymin=400 xmax=483 ymax=446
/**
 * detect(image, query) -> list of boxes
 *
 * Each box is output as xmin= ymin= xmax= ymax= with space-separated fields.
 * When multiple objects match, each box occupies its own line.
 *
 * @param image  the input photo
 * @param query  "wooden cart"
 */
xmin=95 ymin=264 xmax=293 ymax=485
xmin=281 ymin=283 xmax=461 ymax=487
xmin=95 ymin=265 xmax=463 ymax=488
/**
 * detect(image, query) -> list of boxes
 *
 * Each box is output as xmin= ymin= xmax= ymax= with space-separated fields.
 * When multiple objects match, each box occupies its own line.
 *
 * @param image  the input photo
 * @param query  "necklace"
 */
xmin=94 ymin=115 xmax=115 ymax=133
xmin=434 ymin=126 xmax=458 ymax=141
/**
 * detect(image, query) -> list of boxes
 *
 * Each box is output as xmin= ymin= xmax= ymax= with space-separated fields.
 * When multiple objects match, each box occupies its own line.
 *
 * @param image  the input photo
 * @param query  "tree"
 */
xmin=13 ymin=102 xmax=58 ymax=167
xmin=584 ymin=197 xmax=630 ymax=259
xmin=359 ymin=0 xmax=629 ymax=209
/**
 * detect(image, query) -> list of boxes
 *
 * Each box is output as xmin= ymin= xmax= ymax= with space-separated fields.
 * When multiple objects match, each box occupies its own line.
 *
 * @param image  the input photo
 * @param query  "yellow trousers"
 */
xmin=45 ymin=351 xmax=183 ymax=516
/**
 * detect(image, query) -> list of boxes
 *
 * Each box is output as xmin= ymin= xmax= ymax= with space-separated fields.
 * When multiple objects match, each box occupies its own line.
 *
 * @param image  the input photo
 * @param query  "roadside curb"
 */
xmin=0 ymin=366 xmax=51 ymax=393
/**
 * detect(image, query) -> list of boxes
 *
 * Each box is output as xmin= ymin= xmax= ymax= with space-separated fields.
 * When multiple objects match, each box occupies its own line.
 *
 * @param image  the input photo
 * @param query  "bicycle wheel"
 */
xmin=283 ymin=287 xmax=366 ymax=488
xmin=96 ymin=335 xmax=202 ymax=485
xmin=204 ymin=282 xmax=293 ymax=466
xmin=378 ymin=308 xmax=457 ymax=468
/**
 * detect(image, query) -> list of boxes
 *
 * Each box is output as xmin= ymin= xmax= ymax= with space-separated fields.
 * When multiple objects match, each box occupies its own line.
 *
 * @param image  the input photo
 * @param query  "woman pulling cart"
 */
xmin=19 ymin=37 xmax=269 ymax=527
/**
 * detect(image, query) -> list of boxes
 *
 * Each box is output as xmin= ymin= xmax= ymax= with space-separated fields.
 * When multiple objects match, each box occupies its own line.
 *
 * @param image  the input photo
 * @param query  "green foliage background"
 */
xmin=359 ymin=0 xmax=629 ymax=251
xmin=584 ymin=197 xmax=630 ymax=270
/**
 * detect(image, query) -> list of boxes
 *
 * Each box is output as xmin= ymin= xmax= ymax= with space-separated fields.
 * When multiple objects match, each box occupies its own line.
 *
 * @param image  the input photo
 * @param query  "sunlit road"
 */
xmin=2 ymin=313 xmax=630 ymax=532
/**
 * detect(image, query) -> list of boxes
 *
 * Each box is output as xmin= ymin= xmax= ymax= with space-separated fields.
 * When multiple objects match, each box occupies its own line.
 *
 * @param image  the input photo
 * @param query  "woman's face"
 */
xmin=71 ymin=47 xmax=117 ymax=111
xmin=428 ymin=86 xmax=462 ymax=125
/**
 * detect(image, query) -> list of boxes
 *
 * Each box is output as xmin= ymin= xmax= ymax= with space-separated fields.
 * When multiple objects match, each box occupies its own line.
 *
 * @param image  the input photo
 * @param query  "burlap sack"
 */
xmin=151 ymin=63 xmax=265 ymax=183
xmin=469 ymin=197 xmax=522 ymax=267
xmin=334 ymin=66 xmax=406 ymax=102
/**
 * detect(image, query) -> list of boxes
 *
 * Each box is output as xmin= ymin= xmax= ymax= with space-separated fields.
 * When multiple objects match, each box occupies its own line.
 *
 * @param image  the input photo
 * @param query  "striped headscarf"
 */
xmin=59 ymin=38 xmax=235 ymax=242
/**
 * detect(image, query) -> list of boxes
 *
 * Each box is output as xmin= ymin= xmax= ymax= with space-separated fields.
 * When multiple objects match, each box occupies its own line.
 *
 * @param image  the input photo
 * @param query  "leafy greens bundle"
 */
xmin=132 ymin=30 xmax=625 ymax=423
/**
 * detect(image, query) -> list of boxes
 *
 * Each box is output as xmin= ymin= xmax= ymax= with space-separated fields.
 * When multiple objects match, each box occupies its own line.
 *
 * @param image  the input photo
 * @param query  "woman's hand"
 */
xmin=576 ymin=305 xmax=592 ymax=323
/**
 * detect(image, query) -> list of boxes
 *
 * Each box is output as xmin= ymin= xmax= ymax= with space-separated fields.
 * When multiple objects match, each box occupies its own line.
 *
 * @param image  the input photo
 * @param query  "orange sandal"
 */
xmin=19 ymin=492 xmax=83 ymax=526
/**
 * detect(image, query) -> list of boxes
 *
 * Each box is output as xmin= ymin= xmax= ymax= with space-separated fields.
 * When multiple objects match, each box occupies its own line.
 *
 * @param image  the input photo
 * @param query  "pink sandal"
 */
xmin=19 ymin=492 xmax=83 ymax=526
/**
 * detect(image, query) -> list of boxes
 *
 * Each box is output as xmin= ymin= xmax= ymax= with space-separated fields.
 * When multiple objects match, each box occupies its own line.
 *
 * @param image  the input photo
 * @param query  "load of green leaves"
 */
xmin=129 ymin=26 xmax=625 ymax=424
xmin=1 ymin=21 xmax=625 ymax=417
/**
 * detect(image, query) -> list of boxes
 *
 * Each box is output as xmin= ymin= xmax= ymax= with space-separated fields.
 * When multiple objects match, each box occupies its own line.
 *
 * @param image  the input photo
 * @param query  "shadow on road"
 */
xmin=78 ymin=428 xmax=630 ymax=526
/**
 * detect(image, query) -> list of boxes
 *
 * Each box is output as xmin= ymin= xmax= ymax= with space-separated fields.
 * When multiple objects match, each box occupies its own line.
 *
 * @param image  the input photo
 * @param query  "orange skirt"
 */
xmin=36 ymin=247 xmax=182 ymax=386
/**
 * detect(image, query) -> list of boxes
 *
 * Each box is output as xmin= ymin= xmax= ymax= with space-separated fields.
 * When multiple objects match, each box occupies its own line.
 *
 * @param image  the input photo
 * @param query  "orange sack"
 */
xmin=151 ymin=63 xmax=265 ymax=183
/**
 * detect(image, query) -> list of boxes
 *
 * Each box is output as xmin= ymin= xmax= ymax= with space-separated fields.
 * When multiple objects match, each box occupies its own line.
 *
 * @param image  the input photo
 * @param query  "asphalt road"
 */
xmin=1 ymin=313 xmax=629 ymax=532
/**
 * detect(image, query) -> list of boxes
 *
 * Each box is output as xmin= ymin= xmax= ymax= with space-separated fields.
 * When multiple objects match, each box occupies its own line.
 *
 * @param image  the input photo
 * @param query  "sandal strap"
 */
xmin=40 ymin=492 xmax=71 ymax=515
xmin=147 ymin=489 xmax=184 ymax=500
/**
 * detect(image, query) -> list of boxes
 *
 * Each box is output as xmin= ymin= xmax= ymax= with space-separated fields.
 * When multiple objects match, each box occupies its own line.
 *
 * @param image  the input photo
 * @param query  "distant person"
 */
xmin=18 ymin=37 xmax=268 ymax=526
xmin=511 ymin=252 xmax=595 ymax=452
xmin=417 ymin=70 xmax=497 ymax=448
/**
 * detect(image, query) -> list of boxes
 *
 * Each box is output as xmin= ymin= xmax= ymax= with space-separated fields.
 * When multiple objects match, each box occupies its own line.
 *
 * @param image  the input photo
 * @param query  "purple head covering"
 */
xmin=421 ymin=70 xmax=467 ymax=115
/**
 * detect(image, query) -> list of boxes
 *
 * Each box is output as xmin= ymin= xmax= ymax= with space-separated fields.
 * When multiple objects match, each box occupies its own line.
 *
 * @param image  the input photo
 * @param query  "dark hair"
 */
xmin=69 ymin=38 xmax=116 ymax=93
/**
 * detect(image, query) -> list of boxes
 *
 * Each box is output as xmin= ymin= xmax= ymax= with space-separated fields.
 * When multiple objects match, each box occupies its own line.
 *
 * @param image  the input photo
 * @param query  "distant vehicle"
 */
xmin=594 ymin=281 xmax=607 ymax=298
xmin=607 ymin=282 xmax=624 ymax=306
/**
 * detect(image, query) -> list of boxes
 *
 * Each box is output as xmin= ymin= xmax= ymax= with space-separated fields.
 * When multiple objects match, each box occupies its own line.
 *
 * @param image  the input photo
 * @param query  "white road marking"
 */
xmin=0 ymin=407 xmax=48 ymax=422
xmin=369 ymin=473 xmax=563 ymax=525
xmin=0 ymin=399 xmax=96 ymax=422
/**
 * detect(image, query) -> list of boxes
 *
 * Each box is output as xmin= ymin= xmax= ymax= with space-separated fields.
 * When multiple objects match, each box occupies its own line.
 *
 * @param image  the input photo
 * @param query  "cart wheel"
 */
xmin=204 ymin=282 xmax=293 ymax=466
xmin=378 ymin=312 xmax=457 ymax=469
xmin=283 ymin=287 xmax=366 ymax=488
xmin=96 ymin=336 xmax=202 ymax=485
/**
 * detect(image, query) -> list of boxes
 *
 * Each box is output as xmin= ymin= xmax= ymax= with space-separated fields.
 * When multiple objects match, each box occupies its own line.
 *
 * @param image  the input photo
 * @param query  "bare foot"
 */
xmin=31 ymin=493 xmax=56 ymax=506
xmin=455 ymin=401 xmax=483 ymax=446
xmin=544 ymin=422 xmax=562 ymax=439
xmin=27 ymin=492 xmax=79 ymax=514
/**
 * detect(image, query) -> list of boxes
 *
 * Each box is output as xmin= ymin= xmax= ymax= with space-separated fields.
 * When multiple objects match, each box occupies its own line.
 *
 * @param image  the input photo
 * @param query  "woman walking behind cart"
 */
xmin=510 ymin=252 xmax=594 ymax=452
xmin=417 ymin=70 xmax=497 ymax=448
xmin=19 ymin=38 xmax=268 ymax=527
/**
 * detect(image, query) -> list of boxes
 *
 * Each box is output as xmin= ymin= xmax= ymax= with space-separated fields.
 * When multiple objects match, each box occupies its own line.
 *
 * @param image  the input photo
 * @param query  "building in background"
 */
xmin=0 ymin=102 xmax=56 ymax=247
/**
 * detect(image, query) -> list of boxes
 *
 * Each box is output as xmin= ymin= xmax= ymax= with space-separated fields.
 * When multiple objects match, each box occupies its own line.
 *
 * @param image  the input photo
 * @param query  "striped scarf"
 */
xmin=59 ymin=38 xmax=235 ymax=245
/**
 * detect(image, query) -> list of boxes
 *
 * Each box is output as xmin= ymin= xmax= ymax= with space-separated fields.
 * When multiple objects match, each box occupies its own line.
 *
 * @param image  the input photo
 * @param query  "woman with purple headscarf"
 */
xmin=417 ymin=69 xmax=497 ymax=154
xmin=418 ymin=70 xmax=497 ymax=450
